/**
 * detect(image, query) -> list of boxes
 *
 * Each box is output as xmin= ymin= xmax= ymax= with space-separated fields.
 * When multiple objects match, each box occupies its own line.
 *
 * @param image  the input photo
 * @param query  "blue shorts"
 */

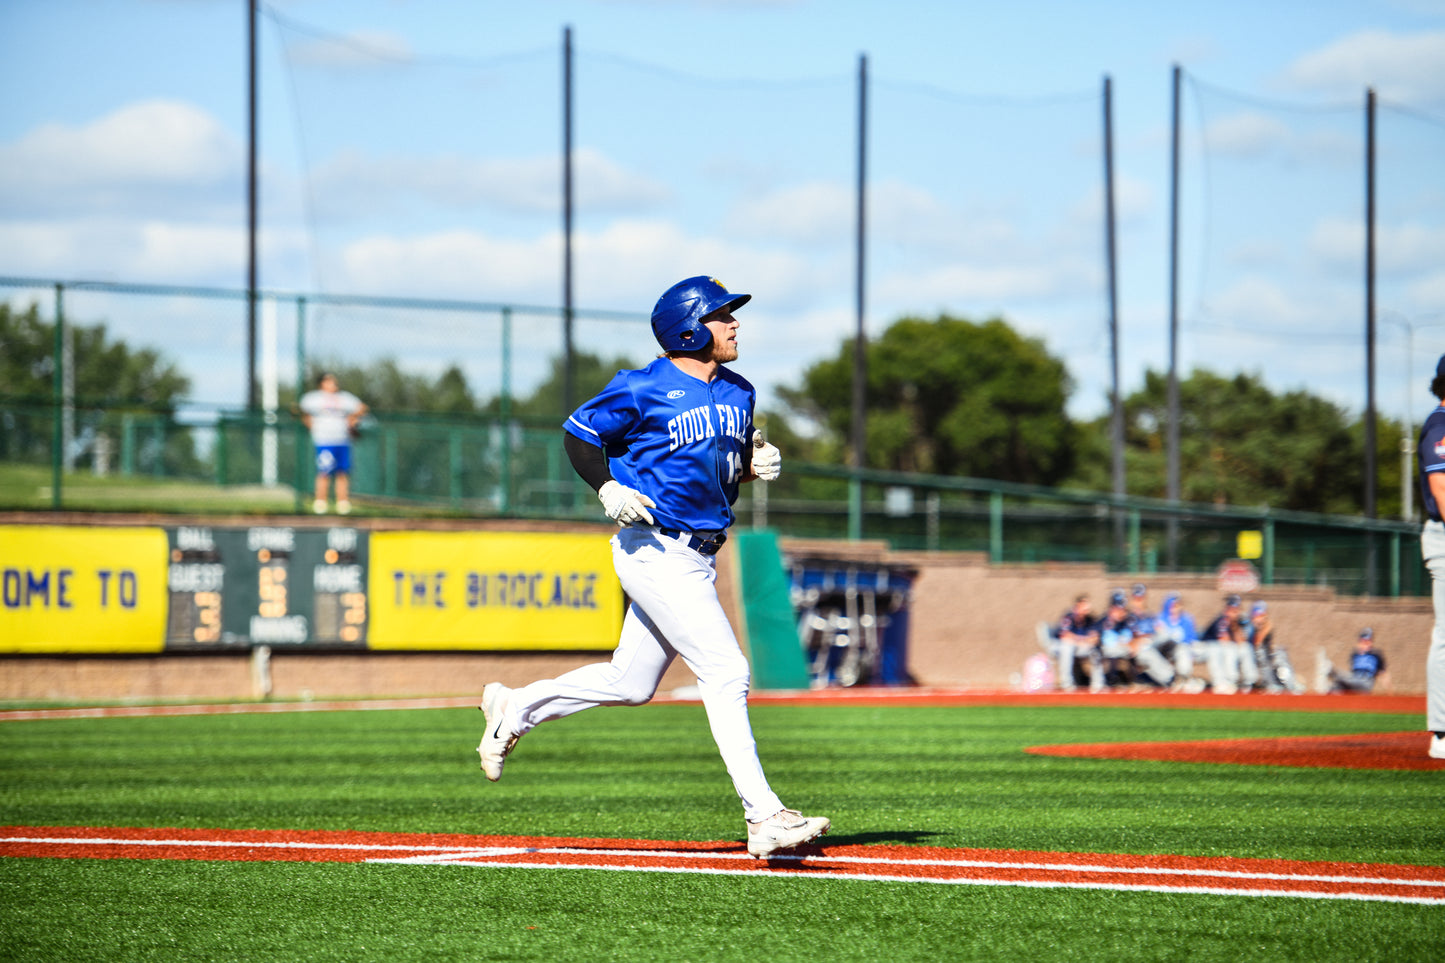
xmin=315 ymin=445 xmax=351 ymax=476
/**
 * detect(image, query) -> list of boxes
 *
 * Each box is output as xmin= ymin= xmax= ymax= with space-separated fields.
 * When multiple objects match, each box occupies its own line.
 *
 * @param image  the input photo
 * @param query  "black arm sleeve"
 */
xmin=564 ymin=431 xmax=613 ymax=492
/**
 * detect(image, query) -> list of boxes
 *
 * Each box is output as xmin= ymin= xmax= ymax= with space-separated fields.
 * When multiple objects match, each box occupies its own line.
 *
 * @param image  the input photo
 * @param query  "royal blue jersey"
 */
xmin=565 ymin=357 xmax=755 ymax=533
xmin=1349 ymin=648 xmax=1385 ymax=679
xmin=1417 ymin=404 xmax=1445 ymax=522
xmin=1157 ymin=609 xmax=1198 ymax=645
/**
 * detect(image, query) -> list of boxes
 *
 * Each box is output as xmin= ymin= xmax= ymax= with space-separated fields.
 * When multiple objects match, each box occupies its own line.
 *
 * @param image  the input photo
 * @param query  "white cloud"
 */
xmin=283 ymin=30 xmax=415 ymax=68
xmin=0 ymin=217 xmax=306 ymax=285
xmin=1198 ymin=275 xmax=1310 ymax=329
xmin=1309 ymin=216 xmax=1445 ymax=275
xmin=330 ymin=217 xmax=822 ymax=308
xmin=1408 ymin=270 xmax=1445 ymax=311
xmin=337 ymin=229 xmax=557 ymax=298
xmin=574 ymin=148 xmax=674 ymax=213
xmin=725 ymin=180 xmax=852 ymax=244
xmin=1200 ymin=111 xmax=1292 ymax=158
xmin=725 ymin=178 xmax=1045 ymax=257
xmin=1225 ymin=238 xmax=1289 ymax=270
xmin=307 ymin=146 xmax=667 ymax=220
xmin=1196 ymin=110 xmax=1358 ymax=170
xmin=1284 ymin=29 xmax=1445 ymax=104
xmin=0 ymin=100 xmax=241 ymax=215
xmin=1167 ymin=35 xmax=1222 ymax=68
xmin=871 ymin=182 xmax=1026 ymax=256
xmin=1068 ymin=173 xmax=1155 ymax=228
xmin=873 ymin=259 xmax=1094 ymax=308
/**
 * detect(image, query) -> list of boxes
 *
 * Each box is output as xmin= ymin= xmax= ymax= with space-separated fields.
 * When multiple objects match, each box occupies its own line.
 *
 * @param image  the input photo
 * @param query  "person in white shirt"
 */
xmin=298 ymin=372 xmax=367 ymax=514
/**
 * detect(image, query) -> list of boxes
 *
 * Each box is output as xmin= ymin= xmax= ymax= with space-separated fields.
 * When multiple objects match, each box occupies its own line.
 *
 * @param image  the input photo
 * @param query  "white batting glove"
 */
xmin=598 ymin=480 xmax=656 ymax=526
xmin=752 ymin=430 xmax=782 ymax=481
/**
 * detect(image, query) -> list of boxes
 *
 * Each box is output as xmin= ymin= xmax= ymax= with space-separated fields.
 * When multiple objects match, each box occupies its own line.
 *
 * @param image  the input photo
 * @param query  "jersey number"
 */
xmin=725 ymin=450 xmax=742 ymax=483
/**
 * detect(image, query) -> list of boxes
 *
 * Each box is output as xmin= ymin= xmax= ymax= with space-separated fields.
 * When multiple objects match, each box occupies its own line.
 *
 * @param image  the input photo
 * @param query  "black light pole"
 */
xmin=1166 ymin=64 xmax=1182 ymax=568
xmin=1104 ymin=77 xmax=1123 ymax=504
xmin=1365 ymin=87 xmax=1378 ymax=520
xmin=851 ymin=53 xmax=868 ymax=474
xmin=247 ymin=0 xmax=259 ymax=412
xmin=845 ymin=52 xmax=868 ymax=542
xmin=562 ymin=25 xmax=575 ymax=416
xmin=1364 ymin=86 xmax=1378 ymax=595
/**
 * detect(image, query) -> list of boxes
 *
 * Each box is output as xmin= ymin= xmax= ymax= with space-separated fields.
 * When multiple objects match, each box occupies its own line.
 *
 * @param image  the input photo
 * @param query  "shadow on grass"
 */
xmin=814 ymin=830 xmax=948 ymax=847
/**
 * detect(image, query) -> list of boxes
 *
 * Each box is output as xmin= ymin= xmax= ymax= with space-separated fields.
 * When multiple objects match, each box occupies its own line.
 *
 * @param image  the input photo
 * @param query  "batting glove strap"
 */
xmin=598 ymin=480 xmax=657 ymax=526
xmin=752 ymin=442 xmax=782 ymax=481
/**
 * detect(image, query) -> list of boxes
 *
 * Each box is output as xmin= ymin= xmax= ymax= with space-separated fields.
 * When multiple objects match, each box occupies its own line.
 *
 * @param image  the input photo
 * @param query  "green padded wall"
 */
xmin=733 ymin=530 xmax=810 ymax=690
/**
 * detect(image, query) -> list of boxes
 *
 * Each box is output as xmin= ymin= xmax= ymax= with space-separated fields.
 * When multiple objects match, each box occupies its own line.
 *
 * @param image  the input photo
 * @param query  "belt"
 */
xmin=659 ymin=527 xmax=728 ymax=556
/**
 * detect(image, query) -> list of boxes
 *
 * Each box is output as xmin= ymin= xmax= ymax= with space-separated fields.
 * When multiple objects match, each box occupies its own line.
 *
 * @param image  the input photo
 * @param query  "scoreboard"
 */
xmin=3 ymin=522 xmax=622 ymax=654
xmin=165 ymin=525 xmax=369 ymax=649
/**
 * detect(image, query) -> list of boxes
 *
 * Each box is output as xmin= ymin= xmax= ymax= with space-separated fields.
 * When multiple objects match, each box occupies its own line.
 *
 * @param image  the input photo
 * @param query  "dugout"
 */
xmin=784 ymin=553 xmax=917 ymax=688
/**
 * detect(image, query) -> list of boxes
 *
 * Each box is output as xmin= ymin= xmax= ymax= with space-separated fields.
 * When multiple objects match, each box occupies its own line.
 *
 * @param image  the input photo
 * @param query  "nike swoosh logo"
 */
xmin=492 ymin=721 xmax=503 ymax=740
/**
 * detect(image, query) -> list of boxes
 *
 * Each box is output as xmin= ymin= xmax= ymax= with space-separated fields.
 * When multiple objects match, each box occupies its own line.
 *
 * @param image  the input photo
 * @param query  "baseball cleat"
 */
xmin=1430 ymin=734 xmax=1445 ymax=760
xmin=746 ymin=809 xmax=830 ymax=859
xmin=477 ymin=682 xmax=520 ymax=782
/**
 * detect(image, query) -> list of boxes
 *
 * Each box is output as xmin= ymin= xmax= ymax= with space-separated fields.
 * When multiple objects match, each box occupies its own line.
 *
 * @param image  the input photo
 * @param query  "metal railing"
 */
xmin=0 ymin=400 xmax=1423 ymax=597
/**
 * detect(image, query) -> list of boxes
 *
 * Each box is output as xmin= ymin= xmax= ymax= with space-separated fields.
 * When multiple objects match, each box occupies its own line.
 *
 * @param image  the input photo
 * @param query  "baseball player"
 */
xmin=1319 ymin=628 xmax=1389 ymax=694
xmin=475 ymin=276 xmax=830 ymax=858
xmin=1154 ymin=592 xmax=1204 ymax=692
xmin=1245 ymin=602 xmax=1305 ymax=694
xmin=1128 ymin=583 xmax=1180 ymax=689
xmin=298 ymin=372 xmax=367 ymax=515
xmin=1095 ymin=589 xmax=1137 ymax=690
xmin=1053 ymin=594 xmax=1099 ymax=692
xmin=1416 ymin=354 xmax=1445 ymax=759
xmin=1200 ymin=594 xmax=1250 ymax=694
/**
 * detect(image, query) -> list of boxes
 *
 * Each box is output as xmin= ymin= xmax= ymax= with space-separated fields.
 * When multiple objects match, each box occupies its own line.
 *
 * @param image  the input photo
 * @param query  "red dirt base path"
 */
xmin=1028 ymin=730 xmax=1445 ymax=771
xmin=3 ymin=825 xmax=1442 ymax=904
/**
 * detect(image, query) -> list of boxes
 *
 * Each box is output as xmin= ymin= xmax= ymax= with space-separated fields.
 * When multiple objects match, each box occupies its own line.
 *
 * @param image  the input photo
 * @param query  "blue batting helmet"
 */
xmin=650 ymin=276 xmax=751 ymax=352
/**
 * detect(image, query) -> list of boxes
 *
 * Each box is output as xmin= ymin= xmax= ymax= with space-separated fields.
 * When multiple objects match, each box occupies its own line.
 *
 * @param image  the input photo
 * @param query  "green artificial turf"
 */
xmin=1 ymin=703 xmax=1441 ymax=962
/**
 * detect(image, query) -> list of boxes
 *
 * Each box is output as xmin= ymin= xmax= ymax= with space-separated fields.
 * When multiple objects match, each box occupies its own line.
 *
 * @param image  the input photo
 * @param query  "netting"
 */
xmin=869 ymin=81 xmax=1108 ymax=401
xmin=268 ymin=11 xmax=1108 ymax=414
xmin=1180 ymin=74 xmax=1445 ymax=425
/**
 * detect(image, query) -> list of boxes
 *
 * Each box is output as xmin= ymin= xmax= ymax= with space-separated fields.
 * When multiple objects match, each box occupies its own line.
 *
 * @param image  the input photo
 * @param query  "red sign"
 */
xmin=1216 ymin=559 xmax=1260 ymax=594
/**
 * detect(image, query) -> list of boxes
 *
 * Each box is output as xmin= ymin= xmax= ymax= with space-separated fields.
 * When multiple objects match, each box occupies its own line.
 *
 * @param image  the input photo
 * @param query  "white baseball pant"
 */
xmin=504 ymin=525 xmax=786 ymax=823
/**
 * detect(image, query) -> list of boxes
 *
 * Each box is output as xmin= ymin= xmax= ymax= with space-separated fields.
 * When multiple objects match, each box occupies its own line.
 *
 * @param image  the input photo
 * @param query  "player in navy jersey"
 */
xmin=1200 ymin=594 xmax=1251 ymax=694
xmin=1095 ymin=589 xmax=1137 ymax=690
xmin=1054 ymin=594 xmax=1099 ymax=691
xmin=474 ymin=276 xmax=830 ymax=857
xmin=1417 ymin=354 xmax=1445 ymax=758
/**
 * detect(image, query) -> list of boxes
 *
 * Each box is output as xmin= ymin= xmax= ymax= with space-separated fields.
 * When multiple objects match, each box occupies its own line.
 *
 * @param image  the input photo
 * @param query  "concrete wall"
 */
xmin=0 ymin=520 xmax=1432 ymax=702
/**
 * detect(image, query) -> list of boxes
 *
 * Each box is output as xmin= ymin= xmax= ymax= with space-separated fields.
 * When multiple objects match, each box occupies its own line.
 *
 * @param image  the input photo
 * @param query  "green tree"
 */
xmin=0 ymin=301 xmax=190 ymax=405
xmin=1067 ymin=368 xmax=1405 ymax=516
xmin=0 ymin=301 xmax=193 ymax=470
xmin=301 ymin=358 xmax=478 ymax=416
xmin=496 ymin=351 xmax=643 ymax=420
xmin=776 ymin=314 xmax=1076 ymax=484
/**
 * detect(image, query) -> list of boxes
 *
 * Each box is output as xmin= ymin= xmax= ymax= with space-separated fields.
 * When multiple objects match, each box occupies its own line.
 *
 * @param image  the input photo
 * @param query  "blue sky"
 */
xmin=2 ymin=0 xmax=1443 ymax=426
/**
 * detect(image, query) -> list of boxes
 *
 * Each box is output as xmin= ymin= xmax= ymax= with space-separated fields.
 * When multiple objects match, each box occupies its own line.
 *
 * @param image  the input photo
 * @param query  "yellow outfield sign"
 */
xmin=368 ymin=531 xmax=623 ymax=650
xmin=0 ymin=525 xmax=168 ymax=653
